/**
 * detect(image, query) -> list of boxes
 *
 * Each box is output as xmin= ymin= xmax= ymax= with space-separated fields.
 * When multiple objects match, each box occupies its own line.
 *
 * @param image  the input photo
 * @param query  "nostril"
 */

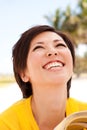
xmin=48 ymin=53 xmax=52 ymax=56
xmin=47 ymin=52 xmax=58 ymax=56
xmin=55 ymin=53 xmax=57 ymax=55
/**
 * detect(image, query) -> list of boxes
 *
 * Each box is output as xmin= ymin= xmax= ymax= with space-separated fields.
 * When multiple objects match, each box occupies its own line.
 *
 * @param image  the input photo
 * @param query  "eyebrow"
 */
xmin=35 ymin=41 xmax=44 ymax=44
xmin=53 ymin=39 xmax=63 ymax=42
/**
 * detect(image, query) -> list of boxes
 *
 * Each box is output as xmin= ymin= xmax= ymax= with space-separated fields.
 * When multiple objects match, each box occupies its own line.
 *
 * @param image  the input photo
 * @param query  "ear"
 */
xmin=20 ymin=72 xmax=29 ymax=82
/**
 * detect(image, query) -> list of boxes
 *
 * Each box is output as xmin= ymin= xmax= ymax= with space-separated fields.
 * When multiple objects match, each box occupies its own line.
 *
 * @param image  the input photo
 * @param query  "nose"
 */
xmin=47 ymin=50 xmax=58 ymax=57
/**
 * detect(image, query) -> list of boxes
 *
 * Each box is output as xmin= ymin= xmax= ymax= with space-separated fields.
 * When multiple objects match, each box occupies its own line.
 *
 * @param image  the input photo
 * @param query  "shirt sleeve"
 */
xmin=77 ymin=100 xmax=87 ymax=111
xmin=0 ymin=119 xmax=10 ymax=130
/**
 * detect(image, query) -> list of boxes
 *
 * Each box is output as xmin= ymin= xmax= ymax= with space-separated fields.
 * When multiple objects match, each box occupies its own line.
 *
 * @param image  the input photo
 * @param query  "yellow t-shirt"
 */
xmin=0 ymin=96 xmax=87 ymax=130
xmin=0 ymin=96 xmax=39 ymax=130
xmin=66 ymin=98 xmax=87 ymax=116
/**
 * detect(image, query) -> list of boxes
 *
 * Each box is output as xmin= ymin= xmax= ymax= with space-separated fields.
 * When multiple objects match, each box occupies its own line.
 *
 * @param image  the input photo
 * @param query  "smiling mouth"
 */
xmin=43 ymin=61 xmax=65 ymax=70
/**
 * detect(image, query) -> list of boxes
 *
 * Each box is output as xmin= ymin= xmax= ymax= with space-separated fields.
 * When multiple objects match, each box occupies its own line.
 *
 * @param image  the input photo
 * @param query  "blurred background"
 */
xmin=0 ymin=0 xmax=87 ymax=113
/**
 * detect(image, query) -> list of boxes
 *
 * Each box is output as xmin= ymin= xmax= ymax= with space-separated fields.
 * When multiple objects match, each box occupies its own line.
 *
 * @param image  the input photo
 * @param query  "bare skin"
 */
xmin=21 ymin=31 xmax=73 ymax=130
xmin=31 ymin=84 xmax=67 ymax=130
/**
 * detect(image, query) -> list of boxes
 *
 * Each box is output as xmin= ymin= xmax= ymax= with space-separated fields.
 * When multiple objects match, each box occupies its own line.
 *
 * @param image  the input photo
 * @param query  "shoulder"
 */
xmin=0 ymin=96 xmax=39 ymax=130
xmin=66 ymin=97 xmax=87 ymax=116
xmin=0 ymin=96 xmax=31 ymax=120
xmin=67 ymin=97 xmax=80 ymax=106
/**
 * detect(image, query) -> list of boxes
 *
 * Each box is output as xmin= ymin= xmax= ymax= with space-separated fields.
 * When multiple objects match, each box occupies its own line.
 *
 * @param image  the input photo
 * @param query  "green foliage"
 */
xmin=44 ymin=9 xmax=62 ymax=29
xmin=45 ymin=0 xmax=87 ymax=45
xmin=74 ymin=56 xmax=87 ymax=77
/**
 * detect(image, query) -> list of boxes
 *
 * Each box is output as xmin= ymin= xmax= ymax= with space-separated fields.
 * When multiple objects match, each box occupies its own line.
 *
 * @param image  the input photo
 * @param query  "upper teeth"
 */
xmin=44 ymin=62 xmax=63 ymax=70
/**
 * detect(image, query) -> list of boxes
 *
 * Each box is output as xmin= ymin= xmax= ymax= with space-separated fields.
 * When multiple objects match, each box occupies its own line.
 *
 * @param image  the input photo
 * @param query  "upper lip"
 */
xmin=43 ymin=60 xmax=65 ymax=69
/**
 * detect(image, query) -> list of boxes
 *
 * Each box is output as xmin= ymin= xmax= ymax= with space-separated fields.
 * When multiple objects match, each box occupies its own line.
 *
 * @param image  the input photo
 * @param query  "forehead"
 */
xmin=31 ymin=31 xmax=64 ymax=44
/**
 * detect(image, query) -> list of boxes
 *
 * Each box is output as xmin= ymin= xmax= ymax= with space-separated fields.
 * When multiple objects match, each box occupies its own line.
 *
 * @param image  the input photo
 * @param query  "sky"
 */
xmin=0 ymin=0 xmax=79 ymax=74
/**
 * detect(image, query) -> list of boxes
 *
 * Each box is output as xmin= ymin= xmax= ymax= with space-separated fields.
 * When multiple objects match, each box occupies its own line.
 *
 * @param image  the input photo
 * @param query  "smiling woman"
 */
xmin=26 ymin=31 xmax=73 ymax=89
xmin=0 ymin=25 xmax=87 ymax=130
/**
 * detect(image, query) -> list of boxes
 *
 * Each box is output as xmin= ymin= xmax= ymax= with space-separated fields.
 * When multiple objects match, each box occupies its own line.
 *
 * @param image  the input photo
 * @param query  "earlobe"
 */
xmin=20 ymin=73 xmax=29 ymax=82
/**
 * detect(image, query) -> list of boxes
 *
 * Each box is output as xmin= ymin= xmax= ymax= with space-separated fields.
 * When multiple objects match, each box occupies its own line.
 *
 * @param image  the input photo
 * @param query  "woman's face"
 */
xmin=24 ymin=31 xmax=73 ymax=87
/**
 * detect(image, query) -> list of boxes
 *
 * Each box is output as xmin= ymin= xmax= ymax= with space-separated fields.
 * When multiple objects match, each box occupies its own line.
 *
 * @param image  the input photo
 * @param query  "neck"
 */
xmin=31 ymin=85 xmax=67 ymax=130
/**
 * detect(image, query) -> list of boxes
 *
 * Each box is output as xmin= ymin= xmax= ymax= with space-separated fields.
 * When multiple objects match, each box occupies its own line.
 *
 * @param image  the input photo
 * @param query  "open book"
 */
xmin=54 ymin=111 xmax=87 ymax=130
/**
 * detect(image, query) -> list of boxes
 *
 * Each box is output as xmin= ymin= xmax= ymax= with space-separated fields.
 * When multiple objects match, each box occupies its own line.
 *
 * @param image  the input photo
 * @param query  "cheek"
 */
xmin=67 ymin=52 xmax=73 ymax=71
xmin=64 ymin=50 xmax=73 ymax=68
xmin=26 ymin=53 xmax=44 ymax=83
xmin=27 ymin=52 xmax=43 ymax=69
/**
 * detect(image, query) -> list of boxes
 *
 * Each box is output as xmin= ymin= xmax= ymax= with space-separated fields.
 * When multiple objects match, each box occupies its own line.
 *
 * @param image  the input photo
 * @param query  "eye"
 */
xmin=56 ymin=43 xmax=67 ymax=48
xmin=33 ymin=45 xmax=44 ymax=51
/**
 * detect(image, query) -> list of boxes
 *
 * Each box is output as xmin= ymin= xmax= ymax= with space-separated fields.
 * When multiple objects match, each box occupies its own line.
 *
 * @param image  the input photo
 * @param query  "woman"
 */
xmin=0 ymin=25 xmax=87 ymax=130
